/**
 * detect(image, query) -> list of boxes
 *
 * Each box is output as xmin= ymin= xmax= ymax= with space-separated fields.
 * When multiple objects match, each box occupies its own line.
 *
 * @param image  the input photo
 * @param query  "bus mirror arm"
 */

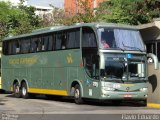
xmin=147 ymin=53 xmax=159 ymax=70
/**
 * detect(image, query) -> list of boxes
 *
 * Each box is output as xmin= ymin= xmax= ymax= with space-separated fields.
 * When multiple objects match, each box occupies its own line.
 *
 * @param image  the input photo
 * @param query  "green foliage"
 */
xmin=41 ymin=6 xmax=66 ymax=27
xmin=96 ymin=0 xmax=160 ymax=25
xmin=52 ymin=0 xmax=160 ymax=26
xmin=0 ymin=1 xmax=41 ymax=41
xmin=74 ymin=0 xmax=96 ymax=23
xmin=0 ymin=1 xmax=12 ymax=40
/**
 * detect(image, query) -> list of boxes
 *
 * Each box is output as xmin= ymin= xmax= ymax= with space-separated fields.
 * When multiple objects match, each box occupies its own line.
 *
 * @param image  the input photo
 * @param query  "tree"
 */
xmin=63 ymin=0 xmax=96 ymax=24
xmin=18 ymin=0 xmax=40 ymax=28
xmin=0 ymin=1 xmax=41 ymax=41
xmin=41 ymin=0 xmax=98 ymax=26
xmin=96 ymin=0 xmax=160 ymax=25
xmin=72 ymin=0 xmax=96 ymax=23
xmin=0 ymin=1 xmax=12 ymax=40
xmin=41 ymin=6 xmax=66 ymax=27
xmin=49 ymin=0 xmax=96 ymax=26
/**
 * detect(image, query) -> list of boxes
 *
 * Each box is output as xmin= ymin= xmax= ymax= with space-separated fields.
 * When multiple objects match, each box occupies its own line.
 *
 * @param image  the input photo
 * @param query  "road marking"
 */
xmin=147 ymin=103 xmax=160 ymax=109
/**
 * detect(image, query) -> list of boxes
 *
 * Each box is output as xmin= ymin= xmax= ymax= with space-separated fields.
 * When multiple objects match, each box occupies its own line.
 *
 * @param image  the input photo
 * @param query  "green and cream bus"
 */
xmin=2 ymin=23 xmax=148 ymax=105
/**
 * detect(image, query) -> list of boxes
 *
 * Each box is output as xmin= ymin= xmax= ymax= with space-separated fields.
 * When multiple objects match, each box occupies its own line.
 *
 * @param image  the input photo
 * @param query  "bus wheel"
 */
xmin=141 ymin=100 xmax=147 ymax=107
xmin=21 ymin=82 xmax=29 ymax=99
xmin=13 ymin=82 xmax=21 ymax=98
xmin=0 ymin=89 xmax=6 ymax=94
xmin=74 ymin=84 xmax=83 ymax=104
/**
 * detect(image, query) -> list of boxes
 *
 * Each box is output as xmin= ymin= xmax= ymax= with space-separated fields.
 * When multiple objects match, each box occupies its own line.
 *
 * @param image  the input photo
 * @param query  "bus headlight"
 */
xmin=140 ymin=88 xmax=148 ymax=92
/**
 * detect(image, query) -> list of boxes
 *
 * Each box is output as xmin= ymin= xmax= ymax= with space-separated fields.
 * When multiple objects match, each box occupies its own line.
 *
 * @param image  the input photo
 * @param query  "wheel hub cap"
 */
xmin=75 ymin=89 xmax=80 ymax=98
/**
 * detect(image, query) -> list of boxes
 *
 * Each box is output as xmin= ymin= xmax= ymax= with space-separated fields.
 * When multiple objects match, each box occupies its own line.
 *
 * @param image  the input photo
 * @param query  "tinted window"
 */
xmin=3 ymin=28 xmax=81 ymax=55
xmin=67 ymin=29 xmax=80 ymax=49
xmin=30 ymin=38 xmax=38 ymax=53
xmin=55 ymin=29 xmax=80 ymax=50
xmin=48 ymin=35 xmax=53 ymax=51
xmin=20 ymin=39 xmax=30 ymax=54
xmin=82 ymin=27 xmax=97 ymax=48
xmin=146 ymin=43 xmax=156 ymax=54
xmin=55 ymin=33 xmax=62 ymax=50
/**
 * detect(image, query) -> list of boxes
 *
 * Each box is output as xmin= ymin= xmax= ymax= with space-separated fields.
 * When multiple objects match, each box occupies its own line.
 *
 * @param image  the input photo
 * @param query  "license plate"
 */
xmin=124 ymin=94 xmax=132 ymax=98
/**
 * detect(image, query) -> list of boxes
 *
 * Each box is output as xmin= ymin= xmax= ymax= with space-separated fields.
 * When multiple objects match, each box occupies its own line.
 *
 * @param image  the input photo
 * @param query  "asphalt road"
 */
xmin=0 ymin=93 xmax=160 ymax=120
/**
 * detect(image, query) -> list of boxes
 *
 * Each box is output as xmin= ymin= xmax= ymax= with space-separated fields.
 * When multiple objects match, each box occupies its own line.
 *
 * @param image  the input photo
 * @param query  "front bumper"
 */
xmin=100 ymin=91 xmax=147 ymax=100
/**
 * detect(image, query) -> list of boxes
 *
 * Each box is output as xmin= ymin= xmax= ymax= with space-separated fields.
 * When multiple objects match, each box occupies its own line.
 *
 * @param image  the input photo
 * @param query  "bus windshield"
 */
xmin=100 ymin=55 xmax=146 ymax=81
xmin=98 ymin=28 xmax=145 ymax=51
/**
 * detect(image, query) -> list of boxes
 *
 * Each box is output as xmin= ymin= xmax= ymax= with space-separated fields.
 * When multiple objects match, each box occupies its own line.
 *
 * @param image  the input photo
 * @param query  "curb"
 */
xmin=147 ymin=103 xmax=160 ymax=109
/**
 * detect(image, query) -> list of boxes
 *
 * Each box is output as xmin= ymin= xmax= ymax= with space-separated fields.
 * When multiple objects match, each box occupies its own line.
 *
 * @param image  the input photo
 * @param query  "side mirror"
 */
xmin=147 ymin=53 xmax=159 ymax=70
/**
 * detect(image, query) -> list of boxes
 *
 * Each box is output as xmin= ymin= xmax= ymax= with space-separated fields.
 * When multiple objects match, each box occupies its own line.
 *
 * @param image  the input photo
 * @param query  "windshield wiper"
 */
xmin=122 ymin=42 xmax=143 ymax=52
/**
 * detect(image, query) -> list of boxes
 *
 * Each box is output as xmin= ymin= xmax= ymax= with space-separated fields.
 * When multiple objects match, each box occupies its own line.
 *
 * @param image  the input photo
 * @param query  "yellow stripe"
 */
xmin=147 ymin=103 xmax=160 ymax=109
xmin=28 ymin=88 xmax=68 ymax=96
xmin=11 ymin=87 xmax=13 ymax=91
xmin=121 ymin=84 xmax=134 ymax=86
xmin=0 ymin=84 xmax=1 ymax=89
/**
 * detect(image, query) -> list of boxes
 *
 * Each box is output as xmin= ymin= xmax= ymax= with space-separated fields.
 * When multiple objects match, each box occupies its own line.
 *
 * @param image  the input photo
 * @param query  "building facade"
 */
xmin=64 ymin=0 xmax=105 ymax=16
xmin=139 ymin=18 xmax=160 ymax=104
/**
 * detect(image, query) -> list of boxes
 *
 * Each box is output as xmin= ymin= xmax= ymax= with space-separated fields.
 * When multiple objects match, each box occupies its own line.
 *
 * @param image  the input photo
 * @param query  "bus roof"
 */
xmin=3 ymin=23 xmax=138 ymax=41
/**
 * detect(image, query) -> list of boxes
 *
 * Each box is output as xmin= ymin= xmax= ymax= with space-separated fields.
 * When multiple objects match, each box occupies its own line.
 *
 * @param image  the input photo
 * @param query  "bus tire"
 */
xmin=13 ymin=82 xmax=21 ymax=98
xmin=0 ymin=89 xmax=6 ymax=94
xmin=21 ymin=82 xmax=29 ymax=99
xmin=74 ymin=84 xmax=83 ymax=104
xmin=141 ymin=100 xmax=147 ymax=107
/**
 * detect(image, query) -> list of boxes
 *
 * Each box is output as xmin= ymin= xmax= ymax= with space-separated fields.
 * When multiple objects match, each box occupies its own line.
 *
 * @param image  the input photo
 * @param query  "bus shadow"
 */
xmin=38 ymin=95 xmax=75 ymax=104
xmin=39 ymin=96 xmax=145 ymax=107
xmin=82 ymin=100 xmax=145 ymax=107
xmin=0 ymin=99 xmax=8 ymax=105
xmin=5 ymin=94 xmax=145 ymax=107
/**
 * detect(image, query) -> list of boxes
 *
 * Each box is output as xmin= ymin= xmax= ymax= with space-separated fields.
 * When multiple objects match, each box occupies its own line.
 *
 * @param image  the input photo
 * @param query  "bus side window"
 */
xmin=2 ymin=41 xmax=8 ymax=55
xmin=67 ymin=29 xmax=80 ymax=49
xmin=48 ymin=35 xmax=53 ymax=51
xmin=55 ymin=33 xmax=62 ymax=50
xmin=37 ymin=37 xmax=42 ymax=51
xmin=52 ymin=34 xmax=56 ymax=50
xmin=8 ymin=41 xmax=17 ymax=55
xmin=61 ymin=32 xmax=67 ymax=49
xmin=82 ymin=27 xmax=99 ymax=79
xmin=12 ymin=41 xmax=17 ymax=55
xmin=15 ymin=40 xmax=20 ymax=54
xmin=84 ymin=55 xmax=93 ymax=77
xmin=21 ymin=39 xmax=30 ymax=54
xmin=30 ymin=38 xmax=38 ymax=53
xmin=8 ymin=41 xmax=12 ymax=55
xmin=82 ymin=28 xmax=97 ymax=48
xmin=75 ymin=30 xmax=80 ymax=48
xmin=41 ymin=36 xmax=48 ymax=51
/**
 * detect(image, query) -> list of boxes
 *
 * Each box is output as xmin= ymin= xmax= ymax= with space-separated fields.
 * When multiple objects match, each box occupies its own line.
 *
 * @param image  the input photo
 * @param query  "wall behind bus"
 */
xmin=139 ymin=18 xmax=160 ymax=104
xmin=147 ymin=64 xmax=160 ymax=104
